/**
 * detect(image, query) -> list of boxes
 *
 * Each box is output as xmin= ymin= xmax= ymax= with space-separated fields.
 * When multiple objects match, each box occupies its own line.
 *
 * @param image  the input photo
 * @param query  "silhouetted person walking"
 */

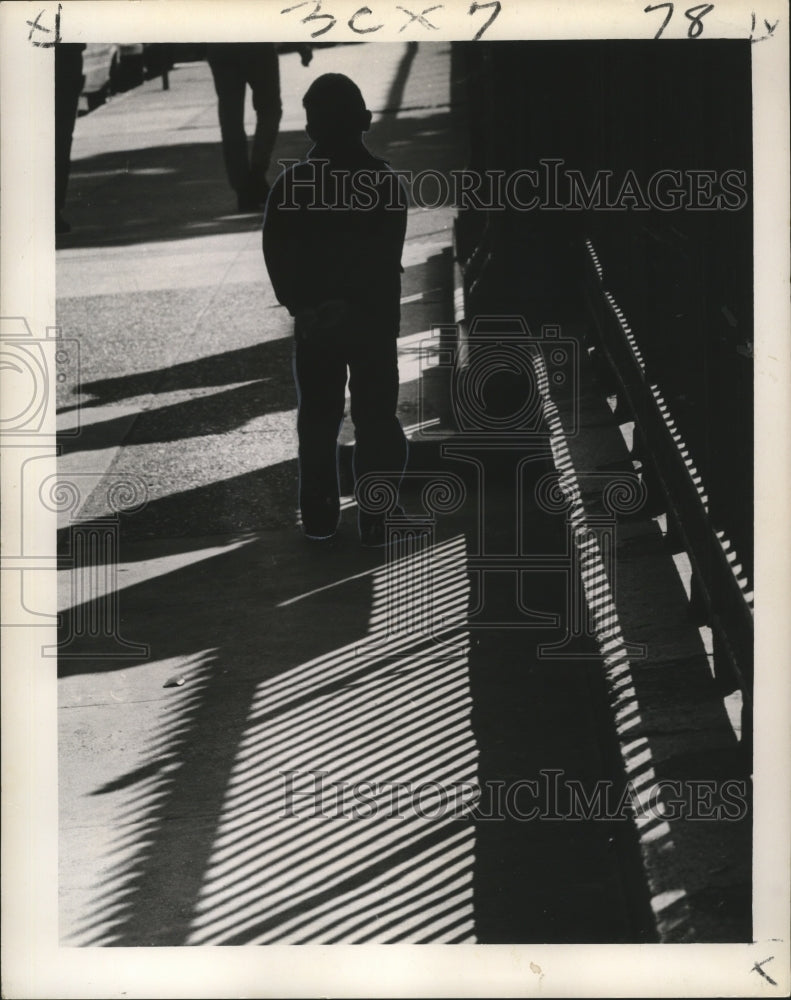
xmin=263 ymin=73 xmax=408 ymax=545
xmin=207 ymin=43 xmax=311 ymax=212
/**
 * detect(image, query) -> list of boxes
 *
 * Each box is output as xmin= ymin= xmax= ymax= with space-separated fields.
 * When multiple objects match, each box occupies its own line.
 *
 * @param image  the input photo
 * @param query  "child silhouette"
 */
xmin=263 ymin=74 xmax=408 ymax=545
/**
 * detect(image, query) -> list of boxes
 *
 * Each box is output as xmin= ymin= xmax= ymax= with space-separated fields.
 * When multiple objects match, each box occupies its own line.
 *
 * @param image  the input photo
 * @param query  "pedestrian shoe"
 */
xmin=301 ymin=498 xmax=340 ymax=541
xmin=359 ymin=506 xmax=409 ymax=548
xmin=303 ymin=525 xmax=337 ymax=542
xmin=359 ymin=520 xmax=387 ymax=548
xmin=360 ymin=523 xmax=420 ymax=548
xmin=302 ymin=515 xmax=339 ymax=541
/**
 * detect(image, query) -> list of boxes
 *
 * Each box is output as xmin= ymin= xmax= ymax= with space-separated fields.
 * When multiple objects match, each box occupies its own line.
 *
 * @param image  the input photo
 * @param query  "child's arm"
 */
xmin=380 ymin=168 xmax=408 ymax=271
xmin=262 ymin=172 xmax=301 ymax=316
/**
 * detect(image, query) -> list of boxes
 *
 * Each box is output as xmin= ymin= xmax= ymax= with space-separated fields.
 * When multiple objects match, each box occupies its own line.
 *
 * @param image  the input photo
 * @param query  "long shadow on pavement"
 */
xmin=58 ymin=340 xmax=295 ymax=456
xmin=58 ymin=339 xmax=291 ymax=415
xmin=57 ymin=130 xmax=307 ymax=251
xmin=58 ymin=239 xmax=452 ymax=422
xmin=59 ymin=443 xmax=657 ymax=944
xmin=59 ymin=457 xmax=482 ymax=944
xmin=58 ymin=100 xmax=462 ymax=253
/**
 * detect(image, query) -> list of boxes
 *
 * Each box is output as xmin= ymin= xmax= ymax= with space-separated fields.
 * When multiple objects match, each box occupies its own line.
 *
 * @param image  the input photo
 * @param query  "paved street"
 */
xmin=56 ymin=42 xmax=750 ymax=946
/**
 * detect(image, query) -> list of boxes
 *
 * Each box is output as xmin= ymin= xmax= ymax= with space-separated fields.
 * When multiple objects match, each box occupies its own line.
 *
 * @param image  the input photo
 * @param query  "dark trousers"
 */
xmin=207 ymin=43 xmax=281 ymax=200
xmin=293 ymin=318 xmax=408 ymax=534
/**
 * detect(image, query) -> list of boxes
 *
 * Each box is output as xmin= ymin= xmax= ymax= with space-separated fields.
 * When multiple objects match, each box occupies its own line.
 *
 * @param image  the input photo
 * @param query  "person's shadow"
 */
xmin=59 ymin=460 xmax=481 ymax=945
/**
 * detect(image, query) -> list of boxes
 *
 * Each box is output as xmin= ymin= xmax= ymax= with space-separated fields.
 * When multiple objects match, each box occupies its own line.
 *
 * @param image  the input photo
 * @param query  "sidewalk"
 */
xmin=56 ymin=43 xmax=749 ymax=946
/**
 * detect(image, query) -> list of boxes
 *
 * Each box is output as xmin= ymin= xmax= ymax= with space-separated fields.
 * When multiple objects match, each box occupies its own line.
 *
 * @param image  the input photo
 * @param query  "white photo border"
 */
xmin=1 ymin=0 xmax=788 ymax=996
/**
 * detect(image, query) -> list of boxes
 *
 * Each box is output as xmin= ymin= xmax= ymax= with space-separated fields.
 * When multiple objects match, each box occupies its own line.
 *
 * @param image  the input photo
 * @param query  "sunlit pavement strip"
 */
xmin=57 ymin=231 xmax=267 ymax=298
xmin=57 ymin=535 xmax=257 ymax=613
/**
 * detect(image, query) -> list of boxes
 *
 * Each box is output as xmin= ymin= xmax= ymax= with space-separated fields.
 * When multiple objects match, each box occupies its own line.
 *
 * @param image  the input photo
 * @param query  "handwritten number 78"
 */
xmin=644 ymin=3 xmax=714 ymax=38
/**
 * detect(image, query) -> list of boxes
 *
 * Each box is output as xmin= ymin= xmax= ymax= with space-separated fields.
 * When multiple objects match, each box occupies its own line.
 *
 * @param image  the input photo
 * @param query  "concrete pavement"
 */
xmin=56 ymin=42 xmax=750 ymax=946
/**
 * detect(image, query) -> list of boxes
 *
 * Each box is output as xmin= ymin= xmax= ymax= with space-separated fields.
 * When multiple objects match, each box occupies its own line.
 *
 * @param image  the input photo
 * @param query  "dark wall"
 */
xmin=455 ymin=39 xmax=753 ymax=576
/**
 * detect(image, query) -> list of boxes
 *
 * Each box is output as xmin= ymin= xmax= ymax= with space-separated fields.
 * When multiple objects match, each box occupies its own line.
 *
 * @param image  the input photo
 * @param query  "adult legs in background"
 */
xmin=207 ymin=52 xmax=251 ymax=207
xmin=244 ymin=44 xmax=282 ymax=203
xmin=208 ymin=43 xmax=281 ymax=211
